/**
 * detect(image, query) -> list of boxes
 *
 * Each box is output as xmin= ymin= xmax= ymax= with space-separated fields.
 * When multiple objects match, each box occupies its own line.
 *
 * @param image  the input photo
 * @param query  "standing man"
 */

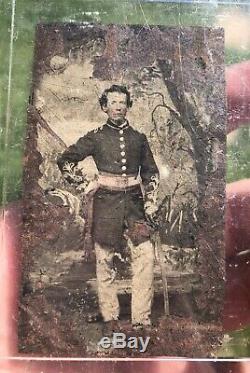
xmin=57 ymin=85 xmax=159 ymax=329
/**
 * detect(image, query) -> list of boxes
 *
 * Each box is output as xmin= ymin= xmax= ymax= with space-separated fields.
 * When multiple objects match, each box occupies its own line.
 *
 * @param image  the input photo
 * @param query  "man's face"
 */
xmin=102 ymin=92 xmax=128 ymax=123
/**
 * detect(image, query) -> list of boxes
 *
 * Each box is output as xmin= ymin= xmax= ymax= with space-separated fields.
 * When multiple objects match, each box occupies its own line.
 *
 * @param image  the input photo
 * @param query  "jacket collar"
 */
xmin=106 ymin=119 xmax=130 ymax=130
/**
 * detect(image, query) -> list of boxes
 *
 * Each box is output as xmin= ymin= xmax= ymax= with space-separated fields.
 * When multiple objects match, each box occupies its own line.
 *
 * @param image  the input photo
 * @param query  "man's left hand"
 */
xmin=144 ymin=202 xmax=159 ymax=228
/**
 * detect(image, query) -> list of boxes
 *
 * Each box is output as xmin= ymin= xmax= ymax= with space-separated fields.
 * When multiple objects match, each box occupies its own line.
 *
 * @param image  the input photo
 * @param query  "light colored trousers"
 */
xmin=95 ymin=240 xmax=155 ymax=325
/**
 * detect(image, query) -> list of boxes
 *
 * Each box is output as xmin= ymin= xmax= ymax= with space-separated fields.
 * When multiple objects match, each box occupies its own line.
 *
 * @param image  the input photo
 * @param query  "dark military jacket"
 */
xmin=57 ymin=120 xmax=159 ymax=247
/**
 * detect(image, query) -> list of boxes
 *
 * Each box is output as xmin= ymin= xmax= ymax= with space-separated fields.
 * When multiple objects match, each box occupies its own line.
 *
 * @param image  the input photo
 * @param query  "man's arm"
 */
xmin=140 ymin=134 xmax=160 ymax=223
xmin=57 ymin=131 xmax=95 ymax=184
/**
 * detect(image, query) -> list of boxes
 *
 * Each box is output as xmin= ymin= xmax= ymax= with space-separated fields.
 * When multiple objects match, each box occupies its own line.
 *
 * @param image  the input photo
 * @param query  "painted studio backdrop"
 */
xmin=20 ymin=24 xmax=225 ymax=357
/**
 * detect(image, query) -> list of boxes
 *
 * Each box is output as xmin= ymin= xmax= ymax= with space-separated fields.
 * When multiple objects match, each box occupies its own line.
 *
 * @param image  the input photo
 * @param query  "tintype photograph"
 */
xmin=19 ymin=24 xmax=225 ymax=357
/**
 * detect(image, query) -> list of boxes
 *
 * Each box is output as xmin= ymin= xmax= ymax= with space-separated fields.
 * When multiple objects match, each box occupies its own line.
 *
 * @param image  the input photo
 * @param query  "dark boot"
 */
xmin=86 ymin=313 xmax=103 ymax=323
xmin=102 ymin=319 xmax=119 ymax=337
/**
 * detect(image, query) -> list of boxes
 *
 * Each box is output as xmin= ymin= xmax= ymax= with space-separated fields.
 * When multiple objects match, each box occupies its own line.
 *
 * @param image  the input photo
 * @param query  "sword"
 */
xmin=152 ymin=229 xmax=170 ymax=316
xmin=149 ymin=195 xmax=171 ymax=316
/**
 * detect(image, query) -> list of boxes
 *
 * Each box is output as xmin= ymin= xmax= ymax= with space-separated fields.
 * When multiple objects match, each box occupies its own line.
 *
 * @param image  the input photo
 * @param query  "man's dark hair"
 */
xmin=99 ymin=85 xmax=133 ymax=109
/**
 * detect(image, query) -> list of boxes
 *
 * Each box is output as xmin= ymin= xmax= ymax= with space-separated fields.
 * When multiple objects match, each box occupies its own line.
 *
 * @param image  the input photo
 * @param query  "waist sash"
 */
xmin=98 ymin=172 xmax=140 ymax=191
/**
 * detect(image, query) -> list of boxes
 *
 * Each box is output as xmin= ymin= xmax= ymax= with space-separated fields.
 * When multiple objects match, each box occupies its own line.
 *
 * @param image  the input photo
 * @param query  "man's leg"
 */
xmin=95 ymin=242 xmax=120 ymax=322
xmin=130 ymin=239 xmax=155 ymax=326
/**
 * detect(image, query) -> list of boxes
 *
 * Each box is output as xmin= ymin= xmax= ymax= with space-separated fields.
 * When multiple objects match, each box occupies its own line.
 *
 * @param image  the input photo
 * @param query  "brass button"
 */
xmin=119 ymin=137 xmax=124 ymax=141
xmin=119 ymin=130 xmax=124 ymax=135
xmin=122 ymin=166 xmax=127 ymax=171
xmin=121 ymin=151 xmax=125 ymax=156
xmin=120 ymin=144 xmax=125 ymax=149
xmin=122 ymin=159 xmax=126 ymax=164
xmin=122 ymin=173 xmax=126 ymax=177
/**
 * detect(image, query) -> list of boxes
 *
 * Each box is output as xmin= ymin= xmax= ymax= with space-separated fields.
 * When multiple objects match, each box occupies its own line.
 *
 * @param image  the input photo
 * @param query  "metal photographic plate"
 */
xmin=18 ymin=24 xmax=225 ymax=358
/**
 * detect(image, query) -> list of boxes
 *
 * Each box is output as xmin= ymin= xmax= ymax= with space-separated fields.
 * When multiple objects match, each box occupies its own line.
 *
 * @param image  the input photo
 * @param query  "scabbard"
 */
xmin=153 ymin=231 xmax=170 ymax=316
